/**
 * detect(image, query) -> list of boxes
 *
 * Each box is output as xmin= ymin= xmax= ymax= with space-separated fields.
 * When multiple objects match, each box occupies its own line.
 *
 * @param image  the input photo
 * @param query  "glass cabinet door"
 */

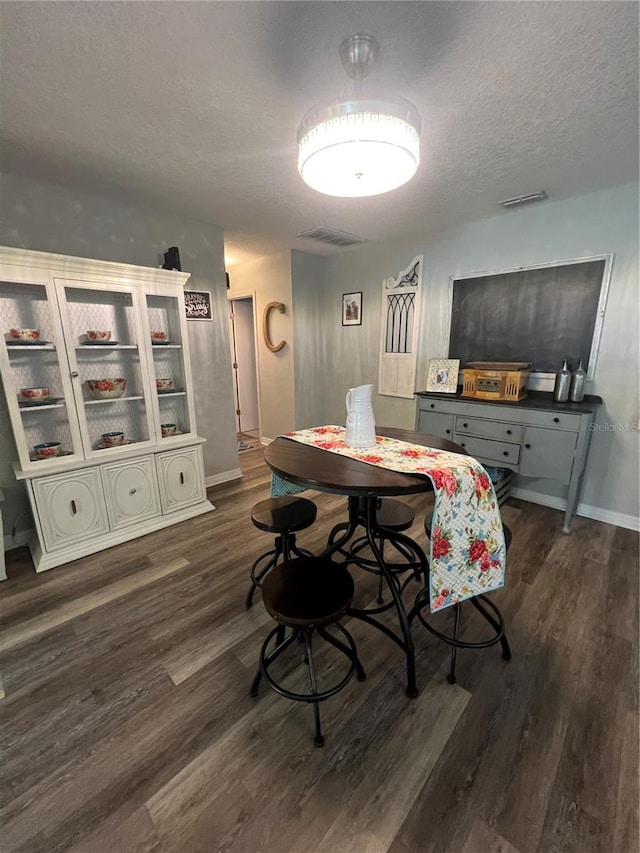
xmin=144 ymin=292 xmax=197 ymax=442
xmin=0 ymin=276 xmax=83 ymax=472
xmin=55 ymin=279 xmax=156 ymax=457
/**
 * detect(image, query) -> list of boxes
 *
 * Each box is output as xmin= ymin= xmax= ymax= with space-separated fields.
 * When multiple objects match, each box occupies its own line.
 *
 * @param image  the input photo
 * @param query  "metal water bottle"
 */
xmin=553 ymin=358 xmax=571 ymax=402
xmin=570 ymin=358 xmax=586 ymax=402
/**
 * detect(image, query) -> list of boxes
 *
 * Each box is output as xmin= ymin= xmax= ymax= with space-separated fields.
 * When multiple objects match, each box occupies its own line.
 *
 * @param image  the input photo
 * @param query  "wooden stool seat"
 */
xmin=262 ymin=556 xmax=354 ymax=627
xmin=376 ymin=498 xmax=415 ymax=531
xmin=245 ymin=496 xmax=317 ymax=609
xmin=251 ymin=557 xmax=365 ymax=747
xmin=250 ymin=496 xmax=317 ymax=534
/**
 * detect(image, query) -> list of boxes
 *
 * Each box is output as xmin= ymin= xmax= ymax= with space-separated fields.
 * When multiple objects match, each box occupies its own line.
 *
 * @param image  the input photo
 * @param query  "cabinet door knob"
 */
xmin=460 ymin=442 xmax=466 ymax=447
xmin=430 ymin=403 xmax=435 ymax=409
xmin=506 ymin=429 xmax=512 ymax=435
xmin=462 ymin=422 xmax=468 ymax=428
xmin=553 ymin=417 xmax=560 ymax=423
xmin=525 ymin=443 xmax=531 ymax=449
xmin=446 ymin=429 xmax=451 ymax=434
xmin=129 ymin=488 xmax=137 ymax=495
xmin=71 ymin=371 xmax=79 ymax=378
xmin=503 ymin=451 xmax=509 ymax=456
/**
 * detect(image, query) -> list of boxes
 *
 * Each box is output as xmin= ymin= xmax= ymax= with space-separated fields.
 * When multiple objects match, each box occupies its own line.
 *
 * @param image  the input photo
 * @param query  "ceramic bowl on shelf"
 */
xmin=86 ymin=330 xmax=111 ymax=341
xmin=10 ymin=328 xmax=40 ymax=340
xmin=156 ymin=378 xmax=173 ymax=390
xmin=33 ymin=441 xmax=61 ymax=459
xmin=151 ymin=331 xmax=167 ymax=343
xmin=86 ymin=378 xmax=127 ymax=399
xmin=21 ymin=387 xmax=49 ymax=400
xmin=161 ymin=422 xmax=177 ymax=437
xmin=101 ymin=431 xmax=125 ymax=447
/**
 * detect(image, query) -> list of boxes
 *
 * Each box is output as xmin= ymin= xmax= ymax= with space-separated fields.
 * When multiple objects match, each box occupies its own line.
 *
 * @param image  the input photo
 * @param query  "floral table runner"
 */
xmin=273 ymin=426 xmax=506 ymax=613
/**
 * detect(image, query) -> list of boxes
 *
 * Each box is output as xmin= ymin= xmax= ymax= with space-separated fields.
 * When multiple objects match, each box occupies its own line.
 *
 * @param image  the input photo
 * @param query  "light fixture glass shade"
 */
xmin=297 ymin=98 xmax=421 ymax=198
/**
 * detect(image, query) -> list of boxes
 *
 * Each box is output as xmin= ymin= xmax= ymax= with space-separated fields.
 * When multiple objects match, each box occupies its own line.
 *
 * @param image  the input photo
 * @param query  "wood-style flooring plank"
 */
xmin=0 ymin=444 xmax=637 ymax=853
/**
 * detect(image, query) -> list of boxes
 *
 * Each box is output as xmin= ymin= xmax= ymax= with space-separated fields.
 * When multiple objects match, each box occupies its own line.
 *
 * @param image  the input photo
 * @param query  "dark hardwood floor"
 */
xmin=1 ymin=444 xmax=638 ymax=853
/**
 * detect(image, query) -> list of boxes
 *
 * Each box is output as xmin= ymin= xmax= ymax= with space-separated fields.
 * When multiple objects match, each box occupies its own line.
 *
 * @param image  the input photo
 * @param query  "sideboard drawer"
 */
xmin=416 ymin=410 xmax=454 ymax=439
xmin=455 ymin=417 xmax=523 ymax=443
xmin=455 ymin=435 xmax=521 ymax=465
xmin=418 ymin=398 xmax=454 ymax=416
xmin=520 ymin=410 xmax=582 ymax=431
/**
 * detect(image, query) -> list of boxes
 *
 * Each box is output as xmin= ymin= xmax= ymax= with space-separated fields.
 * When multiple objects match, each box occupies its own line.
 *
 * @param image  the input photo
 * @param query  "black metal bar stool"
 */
xmin=250 ymin=556 xmax=366 ymax=747
xmin=409 ymin=514 xmax=513 ymax=685
xmin=328 ymin=497 xmax=422 ymax=603
xmin=245 ymin=495 xmax=317 ymax=609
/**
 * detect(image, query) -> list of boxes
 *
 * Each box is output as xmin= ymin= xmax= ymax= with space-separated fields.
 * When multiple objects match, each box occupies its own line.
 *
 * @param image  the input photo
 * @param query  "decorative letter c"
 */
xmin=263 ymin=302 xmax=286 ymax=352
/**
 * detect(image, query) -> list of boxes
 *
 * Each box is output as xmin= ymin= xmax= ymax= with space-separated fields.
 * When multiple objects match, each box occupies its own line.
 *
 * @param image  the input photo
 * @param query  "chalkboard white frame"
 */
xmin=445 ymin=253 xmax=614 ymax=384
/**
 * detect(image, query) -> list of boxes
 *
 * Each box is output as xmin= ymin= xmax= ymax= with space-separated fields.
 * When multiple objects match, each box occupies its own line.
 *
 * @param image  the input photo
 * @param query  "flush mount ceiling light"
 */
xmin=297 ymin=34 xmax=421 ymax=198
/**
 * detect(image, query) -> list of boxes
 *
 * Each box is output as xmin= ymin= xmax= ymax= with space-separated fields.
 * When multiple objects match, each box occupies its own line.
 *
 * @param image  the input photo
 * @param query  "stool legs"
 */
xmin=246 ymin=532 xmax=314 ymax=609
xmin=447 ymin=604 xmax=462 ymax=684
xmin=251 ymin=623 xmax=366 ymax=747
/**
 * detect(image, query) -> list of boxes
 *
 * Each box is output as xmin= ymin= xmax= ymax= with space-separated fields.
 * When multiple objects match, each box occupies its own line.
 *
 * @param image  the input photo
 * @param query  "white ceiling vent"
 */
xmin=298 ymin=226 xmax=367 ymax=248
xmin=499 ymin=190 xmax=548 ymax=209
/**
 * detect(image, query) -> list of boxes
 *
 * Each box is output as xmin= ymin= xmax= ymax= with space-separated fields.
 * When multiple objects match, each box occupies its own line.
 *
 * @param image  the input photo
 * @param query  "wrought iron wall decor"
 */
xmin=378 ymin=256 xmax=424 ymax=398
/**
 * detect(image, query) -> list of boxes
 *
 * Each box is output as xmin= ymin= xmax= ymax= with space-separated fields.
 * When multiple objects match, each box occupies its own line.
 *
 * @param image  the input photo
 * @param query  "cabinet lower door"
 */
xmin=101 ymin=456 xmax=161 ymax=530
xmin=156 ymin=446 xmax=206 ymax=513
xmin=32 ymin=468 xmax=109 ymax=552
xmin=520 ymin=427 xmax=577 ymax=484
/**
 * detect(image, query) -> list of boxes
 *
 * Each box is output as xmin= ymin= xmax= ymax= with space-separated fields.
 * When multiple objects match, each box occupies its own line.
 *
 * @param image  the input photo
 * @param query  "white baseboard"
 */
xmin=3 ymin=528 xmax=33 ymax=552
xmin=205 ymin=468 xmax=242 ymax=487
xmin=510 ymin=487 xmax=639 ymax=532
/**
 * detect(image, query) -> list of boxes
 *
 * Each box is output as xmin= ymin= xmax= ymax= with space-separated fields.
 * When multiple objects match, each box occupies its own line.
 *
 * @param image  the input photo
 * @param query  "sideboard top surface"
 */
xmin=415 ymin=389 xmax=602 ymax=415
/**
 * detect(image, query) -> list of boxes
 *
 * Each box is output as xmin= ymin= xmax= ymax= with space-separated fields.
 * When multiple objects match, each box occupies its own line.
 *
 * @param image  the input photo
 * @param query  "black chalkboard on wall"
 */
xmin=448 ymin=259 xmax=608 ymax=374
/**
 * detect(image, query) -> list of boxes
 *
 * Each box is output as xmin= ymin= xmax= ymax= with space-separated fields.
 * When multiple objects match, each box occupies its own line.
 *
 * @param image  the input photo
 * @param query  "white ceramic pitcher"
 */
xmin=345 ymin=384 xmax=376 ymax=448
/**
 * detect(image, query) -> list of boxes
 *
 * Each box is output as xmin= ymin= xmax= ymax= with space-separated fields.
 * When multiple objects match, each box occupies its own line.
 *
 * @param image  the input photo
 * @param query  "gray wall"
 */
xmin=0 ymin=171 xmax=238 ymax=539
xmin=292 ymin=182 xmax=640 ymax=525
xmin=291 ymin=250 xmax=327 ymax=429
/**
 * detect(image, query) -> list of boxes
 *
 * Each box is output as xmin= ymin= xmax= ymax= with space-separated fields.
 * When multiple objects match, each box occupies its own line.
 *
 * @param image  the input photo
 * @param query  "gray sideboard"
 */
xmin=415 ymin=391 xmax=602 ymax=532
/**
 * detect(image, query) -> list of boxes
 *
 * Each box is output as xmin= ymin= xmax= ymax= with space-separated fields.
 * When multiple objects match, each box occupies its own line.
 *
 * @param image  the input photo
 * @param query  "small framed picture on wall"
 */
xmin=426 ymin=358 xmax=460 ymax=393
xmin=184 ymin=290 xmax=213 ymax=320
xmin=342 ymin=291 xmax=362 ymax=326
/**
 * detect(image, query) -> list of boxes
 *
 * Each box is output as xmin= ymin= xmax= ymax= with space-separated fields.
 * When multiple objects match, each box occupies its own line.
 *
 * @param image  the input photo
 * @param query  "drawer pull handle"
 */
xmin=503 ymin=451 xmax=509 ymax=457
xmin=506 ymin=429 xmax=512 ymax=435
xmin=525 ymin=443 xmax=531 ymax=449
xmin=553 ymin=417 xmax=560 ymax=423
xmin=446 ymin=429 xmax=451 ymax=434
xmin=462 ymin=422 xmax=468 ymax=428
xmin=70 ymin=500 xmax=77 ymax=515
xmin=430 ymin=403 xmax=435 ymax=409
xmin=180 ymin=471 xmax=184 ymax=485
xmin=129 ymin=488 xmax=137 ymax=495
xmin=460 ymin=442 xmax=466 ymax=448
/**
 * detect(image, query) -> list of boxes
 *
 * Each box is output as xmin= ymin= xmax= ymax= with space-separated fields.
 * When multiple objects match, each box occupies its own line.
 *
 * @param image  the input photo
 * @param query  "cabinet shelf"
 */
xmin=19 ymin=400 xmax=66 ymax=412
xmin=157 ymin=390 xmax=186 ymax=397
xmin=76 ymin=344 xmax=138 ymax=350
xmin=7 ymin=344 xmax=56 ymax=351
xmin=84 ymin=395 xmax=144 ymax=406
xmin=152 ymin=344 xmax=182 ymax=349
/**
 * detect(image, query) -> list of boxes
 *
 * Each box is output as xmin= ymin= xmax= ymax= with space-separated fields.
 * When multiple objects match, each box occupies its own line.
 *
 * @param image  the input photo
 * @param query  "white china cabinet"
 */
xmin=0 ymin=247 xmax=214 ymax=572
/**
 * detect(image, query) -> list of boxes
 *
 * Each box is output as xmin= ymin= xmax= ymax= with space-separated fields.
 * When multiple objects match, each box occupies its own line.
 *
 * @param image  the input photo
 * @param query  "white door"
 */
xmin=229 ymin=298 xmax=259 ymax=433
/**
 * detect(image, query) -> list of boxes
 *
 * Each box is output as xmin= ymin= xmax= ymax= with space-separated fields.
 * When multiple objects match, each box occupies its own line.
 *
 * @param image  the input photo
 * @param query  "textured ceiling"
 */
xmin=1 ymin=1 xmax=638 ymax=265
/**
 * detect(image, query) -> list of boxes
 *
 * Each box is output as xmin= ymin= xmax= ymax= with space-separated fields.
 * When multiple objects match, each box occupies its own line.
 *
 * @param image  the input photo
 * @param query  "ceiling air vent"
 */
xmin=499 ymin=190 xmax=548 ymax=209
xmin=298 ymin=226 xmax=367 ymax=248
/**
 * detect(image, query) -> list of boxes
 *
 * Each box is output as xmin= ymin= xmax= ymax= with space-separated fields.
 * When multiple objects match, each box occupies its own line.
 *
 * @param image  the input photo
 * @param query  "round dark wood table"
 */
xmin=264 ymin=426 xmax=467 ymax=696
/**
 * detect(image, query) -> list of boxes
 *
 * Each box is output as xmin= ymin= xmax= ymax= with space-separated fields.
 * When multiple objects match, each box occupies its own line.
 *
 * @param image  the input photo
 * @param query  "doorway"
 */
xmin=228 ymin=294 xmax=260 ymax=443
